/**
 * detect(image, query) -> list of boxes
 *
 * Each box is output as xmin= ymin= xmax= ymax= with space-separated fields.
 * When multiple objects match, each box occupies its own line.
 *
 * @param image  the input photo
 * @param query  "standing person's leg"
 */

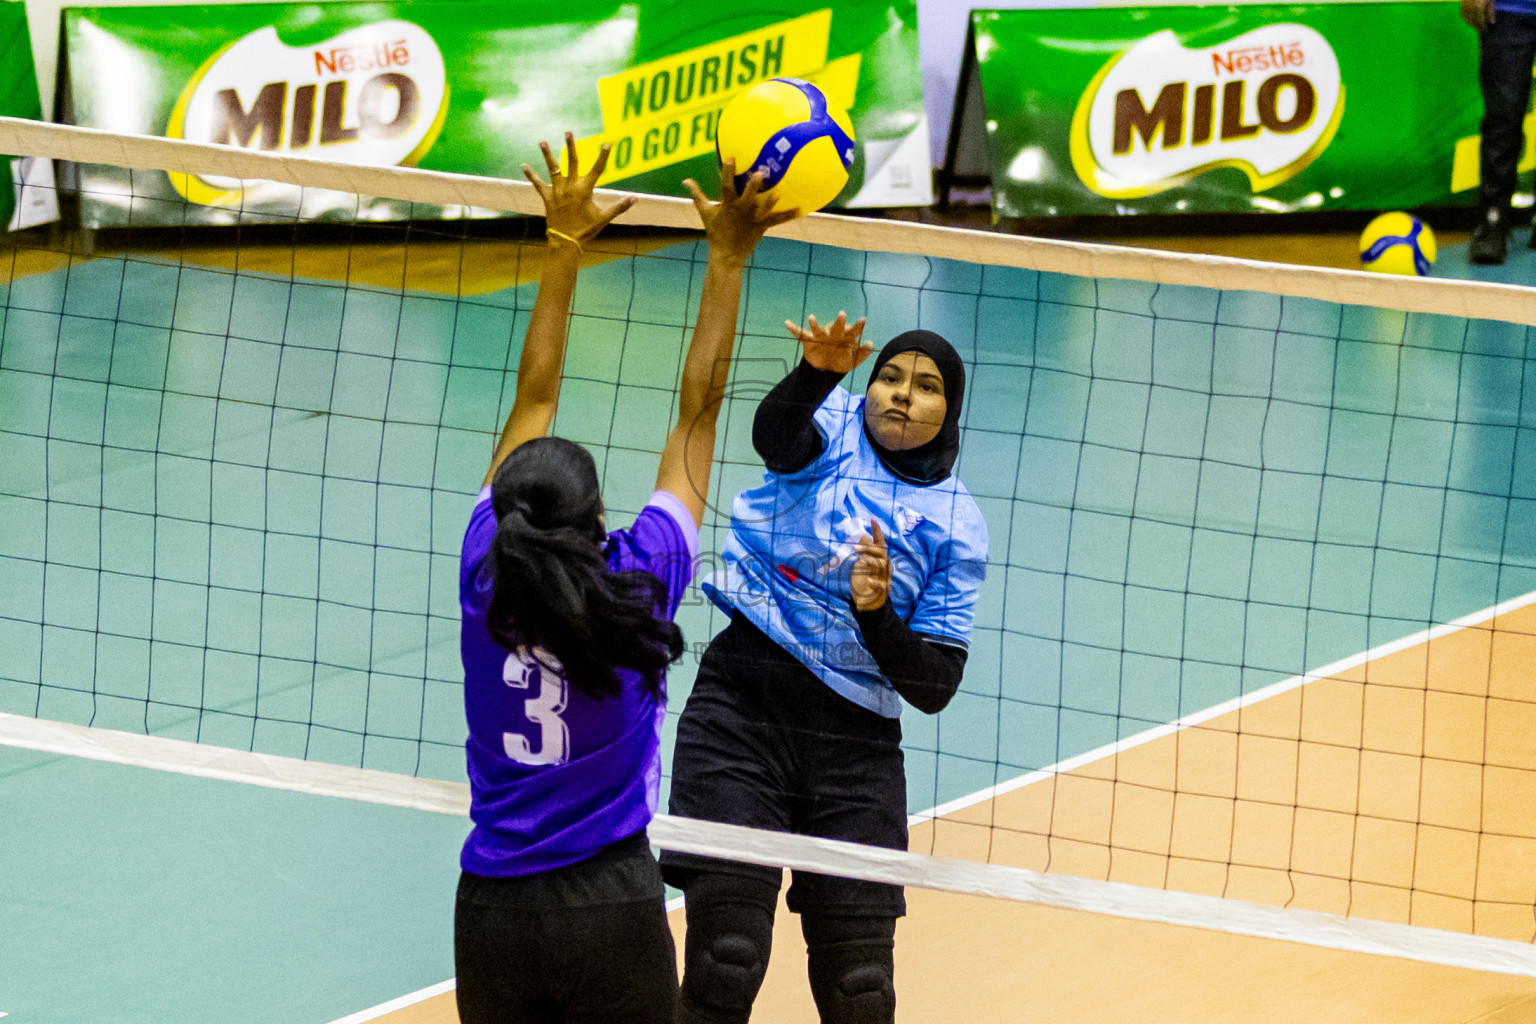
xmin=1474 ymin=12 xmax=1536 ymax=262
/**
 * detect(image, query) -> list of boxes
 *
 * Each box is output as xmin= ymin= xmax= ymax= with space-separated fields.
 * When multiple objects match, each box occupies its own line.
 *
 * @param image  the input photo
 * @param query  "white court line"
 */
xmin=319 ymin=586 xmax=1536 ymax=1018
xmin=322 ymin=979 xmax=455 ymax=1024
xmin=330 ymin=809 xmax=1536 ymax=1024
xmin=911 ymin=585 xmax=1536 ymax=826
xmin=5 ymin=587 xmax=1536 ymax=1018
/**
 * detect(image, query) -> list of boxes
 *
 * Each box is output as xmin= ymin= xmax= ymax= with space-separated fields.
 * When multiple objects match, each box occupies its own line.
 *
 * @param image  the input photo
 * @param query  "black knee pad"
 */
xmin=679 ymin=872 xmax=781 ymax=1023
xmin=824 ymin=964 xmax=895 ymax=1024
xmin=803 ymin=914 xmax=896 ymax=1024
xmin=686 ymin=932 xmax=768 ymax=1018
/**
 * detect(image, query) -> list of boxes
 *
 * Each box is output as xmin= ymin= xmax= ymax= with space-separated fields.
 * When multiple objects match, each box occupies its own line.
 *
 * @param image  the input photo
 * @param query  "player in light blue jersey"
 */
xmin=454 ymin=134 xmax=794 ymax=1024
xmin=663 ymin=310 xmax=989 ymax=1024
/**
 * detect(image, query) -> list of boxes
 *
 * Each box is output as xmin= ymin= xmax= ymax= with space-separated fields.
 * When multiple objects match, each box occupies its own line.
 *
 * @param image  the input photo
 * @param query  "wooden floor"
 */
xmin=375 ymin=597 xmax=1536 ymax=1023
xmin=920 ymin=600 xmax=1536 ymax=943
xmin=387 ymin=901 xmax=1536 ymax=1024
xmin=356 ymin=221 xmax=1531 ymax=1023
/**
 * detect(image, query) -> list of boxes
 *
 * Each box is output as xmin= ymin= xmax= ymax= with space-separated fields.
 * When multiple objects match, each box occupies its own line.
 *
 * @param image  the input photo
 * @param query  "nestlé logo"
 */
xmin=166 ymin=21 xmax=449 ymax=207
xmin=1069 ymin=25 xmax=1344 ymax=199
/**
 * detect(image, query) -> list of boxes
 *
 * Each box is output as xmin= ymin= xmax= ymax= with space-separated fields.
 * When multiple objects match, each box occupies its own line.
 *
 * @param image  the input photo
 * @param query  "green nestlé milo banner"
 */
xmin=62 ymin=2 xmax=929 ymax=227
xmin=2 ymin=0 xmax=58 ymax=231
xmin=968 ymin=4 xmax=1483 ymax=218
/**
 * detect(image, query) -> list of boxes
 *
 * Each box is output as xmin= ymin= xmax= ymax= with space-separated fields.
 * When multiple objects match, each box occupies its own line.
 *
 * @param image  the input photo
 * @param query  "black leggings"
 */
xmin=662 ymin=614 xmax=908 ymax=914
xmin=454 ymin=833 xmax=677 ymax=1024
xmin=676 ymin=871 xmax=897 ymax=1024
xmin=664 ymin=615 xmax=907 ymax=1023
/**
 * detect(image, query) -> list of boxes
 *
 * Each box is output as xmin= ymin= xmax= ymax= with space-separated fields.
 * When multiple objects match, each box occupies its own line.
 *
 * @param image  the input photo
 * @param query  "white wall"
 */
xmin=916 ymin=0 xmax=1090 ymax=167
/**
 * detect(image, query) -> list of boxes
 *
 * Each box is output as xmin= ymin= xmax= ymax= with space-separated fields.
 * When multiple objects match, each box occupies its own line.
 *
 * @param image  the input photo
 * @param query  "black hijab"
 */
xmin=862 ymin=330 xmax=965 ymax=486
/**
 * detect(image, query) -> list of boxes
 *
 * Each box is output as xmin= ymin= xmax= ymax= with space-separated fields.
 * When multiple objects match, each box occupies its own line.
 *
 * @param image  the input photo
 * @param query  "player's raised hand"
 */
xmin=850 ymin=520 xmax=892 ymax=612
xmin=785 ymin=311 xmax=872 ymax=375
xmin=522 ymin=131 xmax=638 ymax=249
xmin=686 ymin=159 xmax=799 ymax=267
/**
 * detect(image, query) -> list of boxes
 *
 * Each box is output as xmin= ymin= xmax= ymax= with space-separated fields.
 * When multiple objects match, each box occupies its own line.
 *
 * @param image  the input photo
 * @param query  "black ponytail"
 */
xmin=482 ymin=437 xmax=683 ymax=699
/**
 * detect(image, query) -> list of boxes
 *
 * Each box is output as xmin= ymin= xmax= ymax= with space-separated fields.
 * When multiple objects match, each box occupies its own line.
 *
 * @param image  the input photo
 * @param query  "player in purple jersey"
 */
xmin=453 ymin=134 xmax=795 ymax=1024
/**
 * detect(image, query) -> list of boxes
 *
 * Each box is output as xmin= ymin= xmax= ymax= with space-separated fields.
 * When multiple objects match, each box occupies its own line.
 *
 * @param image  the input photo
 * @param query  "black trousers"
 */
xmin=454 ymin=832 xmax=678 ymax=1024
xmin=662 ymin=613 xmax=907 ymax=916
xmin=1479 ymin=11 xmax=1536 ymax=211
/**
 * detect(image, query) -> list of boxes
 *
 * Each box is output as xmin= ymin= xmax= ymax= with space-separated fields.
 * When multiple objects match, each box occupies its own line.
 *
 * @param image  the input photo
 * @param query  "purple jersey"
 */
xmin=459 ymin=488 xmax=697 ymax=877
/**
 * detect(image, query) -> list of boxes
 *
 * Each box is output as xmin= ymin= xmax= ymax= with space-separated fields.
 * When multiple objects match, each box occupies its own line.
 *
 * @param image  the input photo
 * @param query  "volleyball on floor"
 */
xmin=1359 ymin=212 xmax=1436 ymax=276
xmin=716 ymin=77 xmax=855 ymax=215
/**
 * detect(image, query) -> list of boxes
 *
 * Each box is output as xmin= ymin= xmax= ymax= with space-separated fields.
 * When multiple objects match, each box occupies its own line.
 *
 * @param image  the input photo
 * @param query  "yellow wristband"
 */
xmin=546 ymin=228 xmax=583 ymax=252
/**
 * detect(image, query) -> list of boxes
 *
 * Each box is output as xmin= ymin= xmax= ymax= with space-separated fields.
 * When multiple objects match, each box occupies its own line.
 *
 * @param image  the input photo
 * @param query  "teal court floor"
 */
xmin=2 ymin=229 xmax=1535 ymax=1022
xmin=1437 ymin=223 xmax=1536 ymax=285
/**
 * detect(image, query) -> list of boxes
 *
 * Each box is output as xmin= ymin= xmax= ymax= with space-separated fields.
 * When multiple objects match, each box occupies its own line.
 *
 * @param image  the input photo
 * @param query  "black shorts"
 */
xmin=662 ymin=614 xmax=908 ymax=917
xmin=454 ymin=831 xmax=677 ymax=1024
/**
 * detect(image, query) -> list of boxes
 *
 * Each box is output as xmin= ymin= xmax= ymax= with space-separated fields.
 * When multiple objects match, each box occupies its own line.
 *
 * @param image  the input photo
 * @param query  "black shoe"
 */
xmin=1470 ymin=207 xmax=1508 ymax=264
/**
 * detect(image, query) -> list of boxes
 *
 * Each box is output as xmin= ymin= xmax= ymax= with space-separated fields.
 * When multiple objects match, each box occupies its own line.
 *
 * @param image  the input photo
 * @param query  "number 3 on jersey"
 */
xmin=502 ymin=648 xmax=569 ymax=765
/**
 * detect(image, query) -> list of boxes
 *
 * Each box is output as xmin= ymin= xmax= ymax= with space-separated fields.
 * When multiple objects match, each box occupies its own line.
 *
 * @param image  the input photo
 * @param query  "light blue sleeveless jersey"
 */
xmin=703 ymin=386 xmax=989 ymax=718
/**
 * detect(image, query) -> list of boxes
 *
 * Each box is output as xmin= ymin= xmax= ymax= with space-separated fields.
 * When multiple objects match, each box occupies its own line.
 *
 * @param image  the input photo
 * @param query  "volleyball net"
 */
xmin=3 ymin=117 xmax=1535 ymax=977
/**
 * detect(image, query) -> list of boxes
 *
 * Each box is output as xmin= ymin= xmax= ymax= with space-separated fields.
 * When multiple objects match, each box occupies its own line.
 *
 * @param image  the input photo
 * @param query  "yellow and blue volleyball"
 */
xmin=1359 ymin=212 xmax=1436 ymax=276
xmin=716 ymin=77 xmax=855 ymax=216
